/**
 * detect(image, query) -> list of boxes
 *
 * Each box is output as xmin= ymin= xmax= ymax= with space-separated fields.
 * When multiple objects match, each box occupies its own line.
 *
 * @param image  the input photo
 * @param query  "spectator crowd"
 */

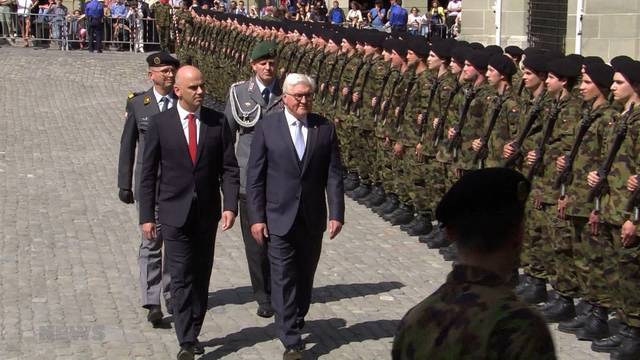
xmin=0 ymin=0 xmax=462 ymax=50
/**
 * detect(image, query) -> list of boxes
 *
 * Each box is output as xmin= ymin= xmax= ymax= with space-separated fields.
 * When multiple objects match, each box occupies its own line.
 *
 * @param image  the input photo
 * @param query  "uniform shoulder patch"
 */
xmin=127 ymin=91 xmax=144 ymax=101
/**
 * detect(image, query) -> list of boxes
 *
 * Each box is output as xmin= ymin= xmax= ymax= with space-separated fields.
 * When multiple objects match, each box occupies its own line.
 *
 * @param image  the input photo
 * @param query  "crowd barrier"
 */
xmin=0 ymin=11 xmax=162 ymax=51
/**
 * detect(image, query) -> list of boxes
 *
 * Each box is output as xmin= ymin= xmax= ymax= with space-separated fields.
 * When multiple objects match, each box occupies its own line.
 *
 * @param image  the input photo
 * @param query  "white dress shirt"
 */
xmin=284 ymin=107 xmax=308 ymax=148
xmin=153 ymin=87 xmax=175 ymax=112
xmin=176 ymin=102 xmax=201 ymax=145
xmin=255 ymin=77 xmax=275 ymax=98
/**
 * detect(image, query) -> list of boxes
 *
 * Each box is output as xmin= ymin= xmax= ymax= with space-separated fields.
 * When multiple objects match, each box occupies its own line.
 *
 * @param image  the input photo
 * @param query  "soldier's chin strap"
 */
xmin=229 ymin=84 xmax=261 ymax=128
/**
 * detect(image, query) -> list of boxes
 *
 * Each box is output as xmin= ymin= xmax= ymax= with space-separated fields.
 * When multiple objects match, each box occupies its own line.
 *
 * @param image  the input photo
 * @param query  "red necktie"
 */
xmin=187 ymin=113 xmax=197 ymax=164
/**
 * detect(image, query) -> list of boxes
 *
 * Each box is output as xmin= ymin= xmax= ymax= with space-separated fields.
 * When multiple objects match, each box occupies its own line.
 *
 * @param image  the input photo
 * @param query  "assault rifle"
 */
xmin=473 ymin=94 xmax=506 ymax=168
xmin=418 ymin=78 xmax=439 ymax=143
xmin=395 ymin=76 xmax=417 ymax=131
xmin=372 ymin=68 xmax=394 ymax=123
xmin=433 ymin=81 xmax=461 ymax=147
xmin=502 ymin=90 xmax=547 ymax=168
xmin=447 ymin=86 xmax=477 ymax=159
xmin=526 ymin=101 xmax=562 ymax=182
xmin=553 ymin=108 xmax=597 ymax=196
xmin=343 ymin=58 xmax=366 ymax=111
xmin=589 ymin=104 xmax=634 ymax=210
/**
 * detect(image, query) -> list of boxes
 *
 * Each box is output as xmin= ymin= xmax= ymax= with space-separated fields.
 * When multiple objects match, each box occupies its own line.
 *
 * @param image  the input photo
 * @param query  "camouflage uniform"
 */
xmin=151 ymin=1 xmax=172 ymax=52
xmin=434 ymin=73 xmax=463 ymax=192
xmin=483 ymin=86 xmax=522 ymax=168
xmin=375 ymin=66 xmax=403 ymax=196
xmin=392 ymin=265 xmax=556 ymax=360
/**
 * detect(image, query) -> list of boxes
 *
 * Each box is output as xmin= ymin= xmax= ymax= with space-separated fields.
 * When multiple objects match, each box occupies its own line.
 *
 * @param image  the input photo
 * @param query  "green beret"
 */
xmin=250 ymin=40 xmax=278 ymax=61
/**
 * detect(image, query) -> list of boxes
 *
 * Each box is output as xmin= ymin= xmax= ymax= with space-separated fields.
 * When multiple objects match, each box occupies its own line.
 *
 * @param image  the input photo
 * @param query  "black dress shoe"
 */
xmin=193 ymin=340 xmax=205 ymax=355
xmin=611 ymin=326 xmax=640 ymax=360
xmin=283 ymin=343 xmax=304 ymax=360
xmin=177 ymin=346 xmax=195 ymax=360
xmin=147 ymin=305 xmax=164 ymax=327
xmin=519 ymin=277 xmax=547 ymax=304
xmin=541 ymin=295 xmax=575 ymax=323
xmin=576 ymin=306 xmax=609 ymax=341
xmin=406 ymin=214 xmax=433 ymax=236
xmin=165 ymin=298 xmax=174 ymax=315
xmin=257 ymin=303 xmax=275 ymax=318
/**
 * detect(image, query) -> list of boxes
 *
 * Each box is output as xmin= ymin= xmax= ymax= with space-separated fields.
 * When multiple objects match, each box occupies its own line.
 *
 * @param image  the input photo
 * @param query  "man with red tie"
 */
xmin=139 ymin=65 xmax=240 ymax=360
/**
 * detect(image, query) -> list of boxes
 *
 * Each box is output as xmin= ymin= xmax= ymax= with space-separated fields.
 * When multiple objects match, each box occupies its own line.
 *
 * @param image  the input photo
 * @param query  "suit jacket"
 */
xmin=224 ymin=76 xmax=284 ymax=194
xmin=245 ymin=111 xmax=345 ymax=236
xmin=117 ymin=88 xmax=161 ymax=198
xmin=139 ymin=106 xmax=240 ymax=228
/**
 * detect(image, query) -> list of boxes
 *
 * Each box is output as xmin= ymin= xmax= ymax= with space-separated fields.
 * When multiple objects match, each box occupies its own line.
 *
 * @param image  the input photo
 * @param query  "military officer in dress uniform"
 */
xmin=117 ymin=52 xmax=180 ymax=327
xmin=224 ymin=40 xmax=284 ymax=318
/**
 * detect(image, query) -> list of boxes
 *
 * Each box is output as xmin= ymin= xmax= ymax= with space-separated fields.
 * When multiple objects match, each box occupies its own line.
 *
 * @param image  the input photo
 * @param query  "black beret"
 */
xmin=485 ymin=44 xmax=503 ymax=57
xmin=522 ymin=53 xmax=548 ymax=73
xmin=469 ymin=42 xmax=485 ymax=50
xmin=466 ymin=49 xmax=489 ymax=72
xmin=547 ymin=57 xmax=581 ymax=79
xmin=504 ymin=45 xmax=524 ymax=58
xmin=392 ymin=40 xmax=408 ymax=58
xmin=431 ymin=39 xmax=452 ymax=59
xmin=523 ymin=46 xmax=544 ymax=58
xmin=451 ymin=44 xmax=469 ymax=65
xmin=584 ymin=62 xmax=614 ymax=92
xmin=611 ymin=55 xmax=635 ymax=70
xmin=613 ymin=60 xmax=640 ymax=86
xmin=436 ymin=168 xmax=530 ymax=230
xmin=343 ymin=28 xmax=358 ymax=46
xmin=146 ymin=52 xmax=180 ymax=68
xmin=407 ymin=37 xmax=429 ymax=58
xmin=363 ymin=31 xmax=385 ymax=48
xmin=583 ymin=56 xmax=605 ymax=67
xmin=489 ymin=54 xmax=517 ymax=77
xmin=566 ymin=53 xmax=584 ymax=66
xmin=382 ymin=36 xmax=395 ymax=53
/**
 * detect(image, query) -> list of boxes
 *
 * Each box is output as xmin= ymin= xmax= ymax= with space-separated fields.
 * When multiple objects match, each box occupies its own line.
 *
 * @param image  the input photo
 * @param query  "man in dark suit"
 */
xmin=139 ymin=65 xmax=240 ymax=360
xmin=117 ymin=51 xmax=178 ymax=327
xmin=224 ymin=40 xmax=284 ymax=319
xmin=246 ymin=73 xmax=345 ymax=360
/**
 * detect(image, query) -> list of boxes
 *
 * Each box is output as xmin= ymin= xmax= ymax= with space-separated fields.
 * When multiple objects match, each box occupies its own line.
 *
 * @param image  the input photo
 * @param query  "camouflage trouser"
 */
xmin=617 ymin=242 xmax=640 ymax=327
xmin=377 ymin=138 xmax=396 ymax=193
xmin=548 ymin=216 xmax=583 ymax=298
xmin=335 ymin=121 xmax=353 ymax=171
xmin=392 ymin=149 xmax=412 ymax=204
xmin=157 ymin=26 xmax=170 ymax=52
xmin=356 ymin=128 xmax=376 ymax=184
xmin=402 ymin=155 xmax=445 ymax=214
xmin=523 ymin=204 xmax=558 ymax=281
xmin=574 ymin=221 xmax=621 ymax=309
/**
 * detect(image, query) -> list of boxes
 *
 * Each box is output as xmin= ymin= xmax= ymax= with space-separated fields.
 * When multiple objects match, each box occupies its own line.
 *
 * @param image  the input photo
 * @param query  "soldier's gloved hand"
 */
xmin=118 ymin=189 xmax=134 ymax=204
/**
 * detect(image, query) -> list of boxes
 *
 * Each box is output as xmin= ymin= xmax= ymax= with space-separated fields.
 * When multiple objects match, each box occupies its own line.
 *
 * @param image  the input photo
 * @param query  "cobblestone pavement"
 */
xmin=0 ymin=47 xmax=606 ymax=359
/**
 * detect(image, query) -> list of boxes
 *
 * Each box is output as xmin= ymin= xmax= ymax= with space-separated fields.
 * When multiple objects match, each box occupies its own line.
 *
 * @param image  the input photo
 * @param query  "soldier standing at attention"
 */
xmin=117 ymin=52 xmax=180 ymax=327
xmin=392 ymin=168 xmax=556 ymax=360
xmin=224 ymin=41 xmax=283 ymax=319
xmin=152 ymin=0 xmax=173 ymax=52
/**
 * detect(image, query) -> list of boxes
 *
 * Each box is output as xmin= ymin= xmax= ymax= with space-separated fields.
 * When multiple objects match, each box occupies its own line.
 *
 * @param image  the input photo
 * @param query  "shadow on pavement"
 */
xmin=207 ymin=281 xmax=405 ymax=309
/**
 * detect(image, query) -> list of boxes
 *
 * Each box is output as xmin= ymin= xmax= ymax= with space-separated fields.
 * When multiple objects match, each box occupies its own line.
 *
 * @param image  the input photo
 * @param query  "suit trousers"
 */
xmin=163 ymin=200 xmax=216 ymax=347
xmin=136 ymin=203 xmax=171 ymax=308
xmin=269 ymin=210 xmax=323 ymax=348
xmin=239 ymin=196 xmax=271 ymax=305
xmin=87 ymin=19 xmax=102 ymax=51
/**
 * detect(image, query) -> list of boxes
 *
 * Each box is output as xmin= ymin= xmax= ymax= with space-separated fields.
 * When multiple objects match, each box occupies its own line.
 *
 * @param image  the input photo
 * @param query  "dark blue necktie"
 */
xmin=262 ymin=88 xmax=270 ymax=105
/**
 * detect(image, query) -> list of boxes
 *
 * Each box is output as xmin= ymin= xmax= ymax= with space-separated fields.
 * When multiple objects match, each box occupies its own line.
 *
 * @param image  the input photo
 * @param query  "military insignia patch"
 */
xmin=128 ymin=91 xmax=135 ymax=99
xmin=153 ymin=56 xmax=161 ymax=65
xmin=144 ymin=95 xmax=151 ymax=105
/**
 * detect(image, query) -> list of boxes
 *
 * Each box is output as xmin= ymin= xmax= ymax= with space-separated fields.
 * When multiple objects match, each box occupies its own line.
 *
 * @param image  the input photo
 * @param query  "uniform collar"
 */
xmin=447 ymin=264 xmax=510 ymax=287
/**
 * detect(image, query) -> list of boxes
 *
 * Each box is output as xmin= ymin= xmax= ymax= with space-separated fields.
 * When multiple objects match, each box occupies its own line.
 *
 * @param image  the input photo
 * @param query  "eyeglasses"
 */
xmin=151 ymin=68 xmax=176 ymax=75
xmin=287 ymin=92 xmax=314 ymax=102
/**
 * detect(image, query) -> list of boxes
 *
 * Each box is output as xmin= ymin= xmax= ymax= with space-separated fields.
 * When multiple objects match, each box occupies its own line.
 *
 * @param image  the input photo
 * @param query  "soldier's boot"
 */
xmin=558 ymin=302 xmax=594 ymax=334
xmin=592 ymin=324 xmax=629 ymax=353
xmin=576 ymin=305 xmax=610 ymax=341
xmin=389 ymin=203 xmax=415 ymax=226
xmin=519 ymin=276 xmax=548 ymax=304
xmin=400 ymin=216 xmax=420 ymax=232
xmin=373 ymin=193 xmax=394 ymax=215
xmin=383 ymin=202 xmax=406 ymax=221
xmin=351 ymin=183 xmax=372 ymax=201
xmin=515 ymin=274 xmax=533 ymax=296
xmin=541 ymin=295 xmax=576 ymax=323
xmin=361 ymin=185 xmax=382 ymax=205
xmin=364 ymin=187 xmax=387 ymax=208
xmin=406 ymin=213 xmax=433 ymax=236
xmin=344 ymin=172 xmax=360 ymax=192
xmin=441 ymin=243 xmax=458 ymax=262
xmin=380 ymin=194 xmax=400 ymax=216
xmin=419 ymin=226 xmax=449 ymax=248
xmin=611 ymin=326 xmax=640 ymax=360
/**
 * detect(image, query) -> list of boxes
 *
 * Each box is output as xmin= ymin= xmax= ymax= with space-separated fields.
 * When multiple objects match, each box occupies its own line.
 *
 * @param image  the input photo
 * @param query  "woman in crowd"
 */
xmin=407 ymin=7 xmax=425 ymax=36
xmin=367 ymin=0 xmax=385 ymax=30
xmin=346 ymin=1 xmax=362 ymax=28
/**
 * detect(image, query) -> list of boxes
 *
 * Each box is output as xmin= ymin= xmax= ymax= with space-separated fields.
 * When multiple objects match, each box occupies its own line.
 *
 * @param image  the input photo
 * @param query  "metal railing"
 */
xmin=0 ymin=11 xmax=161 ymax=51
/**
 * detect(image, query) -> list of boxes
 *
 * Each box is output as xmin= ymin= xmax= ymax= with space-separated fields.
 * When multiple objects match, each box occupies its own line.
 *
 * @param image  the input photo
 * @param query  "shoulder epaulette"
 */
xmin=127 ymin=91 xmax=145 ymax=101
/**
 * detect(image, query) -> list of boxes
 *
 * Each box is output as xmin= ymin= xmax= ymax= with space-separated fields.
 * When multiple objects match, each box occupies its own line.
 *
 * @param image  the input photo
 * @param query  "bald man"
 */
xmin=139 ymin=66 xmax=240 ymax=360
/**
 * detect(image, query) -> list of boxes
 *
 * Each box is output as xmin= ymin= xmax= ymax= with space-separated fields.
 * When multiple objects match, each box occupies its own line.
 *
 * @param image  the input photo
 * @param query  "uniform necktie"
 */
xmin=262 ymin=88 xmax=270 ymax=105
xmin=160 ymin=96 xmax=168 ymax=112
xmin=294 ymin=120 xmax=305 ymax=161
xmin=187 ymin=113 xmax=197 ymax=164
